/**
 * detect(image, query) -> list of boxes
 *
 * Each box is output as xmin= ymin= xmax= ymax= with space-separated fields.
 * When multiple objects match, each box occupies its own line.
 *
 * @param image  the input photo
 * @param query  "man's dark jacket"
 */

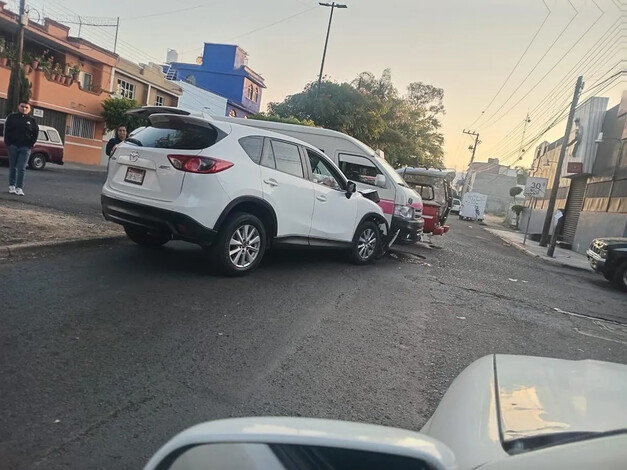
xmin=4 ymin=112 xmax=39 ymax=148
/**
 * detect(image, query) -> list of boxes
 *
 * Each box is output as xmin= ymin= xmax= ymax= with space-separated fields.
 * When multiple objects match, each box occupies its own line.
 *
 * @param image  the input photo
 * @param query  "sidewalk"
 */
xmin=60 ymin=161 xmax=107 ymax=173
xmin=485 ymin=227 xmax=591 ymax=272
xmin=0 ymin=199 xmax=123 ymax=257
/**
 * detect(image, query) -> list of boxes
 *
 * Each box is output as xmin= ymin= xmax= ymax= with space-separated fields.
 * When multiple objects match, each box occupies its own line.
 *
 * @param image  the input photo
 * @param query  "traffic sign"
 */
xmin=524 ymin=177 xmax=548 ymax=198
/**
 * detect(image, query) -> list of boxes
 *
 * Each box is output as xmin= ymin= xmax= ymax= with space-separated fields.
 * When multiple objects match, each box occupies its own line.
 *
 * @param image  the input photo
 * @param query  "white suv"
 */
xmin=101 ymin=112 xmax=389 ymax=275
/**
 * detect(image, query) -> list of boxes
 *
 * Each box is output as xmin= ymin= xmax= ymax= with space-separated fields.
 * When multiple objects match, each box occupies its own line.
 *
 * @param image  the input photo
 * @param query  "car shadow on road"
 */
xmin=114 ymin=242 xmax=352 ymax=278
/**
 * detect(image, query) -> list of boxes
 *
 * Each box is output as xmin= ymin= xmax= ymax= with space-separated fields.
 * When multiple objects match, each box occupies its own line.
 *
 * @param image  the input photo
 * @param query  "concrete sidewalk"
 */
xmin=485 ymin=228 xmax=592 ymax=272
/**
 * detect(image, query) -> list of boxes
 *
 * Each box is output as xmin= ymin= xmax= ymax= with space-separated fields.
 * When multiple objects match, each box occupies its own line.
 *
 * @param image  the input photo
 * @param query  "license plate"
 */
xmin=124 ymin=167 xmax=145 ymax=185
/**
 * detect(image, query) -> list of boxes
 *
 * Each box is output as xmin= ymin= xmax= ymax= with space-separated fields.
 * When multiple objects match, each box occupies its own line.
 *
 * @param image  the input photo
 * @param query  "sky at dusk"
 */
xmin=15 ymin=0 xmax=626 ymax=170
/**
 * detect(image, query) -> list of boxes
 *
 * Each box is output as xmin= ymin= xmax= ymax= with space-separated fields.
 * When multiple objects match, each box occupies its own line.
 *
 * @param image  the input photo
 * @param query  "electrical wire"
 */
xmin=468 ymin=0 xmax=552 ymax=128
xmin=480 ymin=24 xmax=626 ymax=159
xmin=477 ymin=0 xmax=583 ymax=129
xmin=480 ymin=0 xmax=611 ymax=130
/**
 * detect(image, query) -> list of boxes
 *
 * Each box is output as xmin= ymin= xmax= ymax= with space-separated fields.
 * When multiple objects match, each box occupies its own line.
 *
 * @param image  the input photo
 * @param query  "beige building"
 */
xmin=112 ymin=58 xmax=181 ymax=107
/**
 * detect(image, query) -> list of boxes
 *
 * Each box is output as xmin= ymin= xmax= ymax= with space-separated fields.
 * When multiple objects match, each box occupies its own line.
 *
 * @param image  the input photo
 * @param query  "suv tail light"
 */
xmin=167 ymin=155 xmax=234 ymax=174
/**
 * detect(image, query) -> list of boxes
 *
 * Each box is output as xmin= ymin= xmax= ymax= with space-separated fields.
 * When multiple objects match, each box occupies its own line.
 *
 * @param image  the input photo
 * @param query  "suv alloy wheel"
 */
xmin=350 ymin=220 xmax=380 ymax=264
xmin=212 ymin=212 xmax=267 ymax=276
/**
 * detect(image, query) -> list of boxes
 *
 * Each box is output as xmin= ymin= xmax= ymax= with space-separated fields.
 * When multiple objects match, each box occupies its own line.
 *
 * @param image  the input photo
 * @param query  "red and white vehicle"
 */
xmin=0 ymin=119 xmax=64 ymax=170
xmin=397 ymin=167 xmax=454 ymax=236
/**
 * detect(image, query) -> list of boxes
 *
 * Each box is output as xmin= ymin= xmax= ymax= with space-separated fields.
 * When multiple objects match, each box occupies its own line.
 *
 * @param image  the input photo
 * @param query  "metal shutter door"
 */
xmin=562 ymin=177 xmax=587 ymax=243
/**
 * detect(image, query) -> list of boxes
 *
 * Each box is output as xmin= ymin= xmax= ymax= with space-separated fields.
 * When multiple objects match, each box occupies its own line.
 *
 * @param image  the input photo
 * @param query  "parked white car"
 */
xmin=145 ymin=355 xmax=627 ymax=470
xmin=101 ymin=112 xmax=389 ymax=275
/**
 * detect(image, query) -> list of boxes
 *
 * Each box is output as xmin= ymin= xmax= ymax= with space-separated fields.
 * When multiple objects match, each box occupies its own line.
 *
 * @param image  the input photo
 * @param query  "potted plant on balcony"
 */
xmin=32 ymin=50 xmax=48 ymax=70
xmin=68 ymin=64 xmax=80 ymax=84
xmin=52 ymin=63 xmax=63 ymax=82
xmin=0 ymin=49 xmax=8 ymax=67
xmin=21 ymin=51 xmax=34 ymax=74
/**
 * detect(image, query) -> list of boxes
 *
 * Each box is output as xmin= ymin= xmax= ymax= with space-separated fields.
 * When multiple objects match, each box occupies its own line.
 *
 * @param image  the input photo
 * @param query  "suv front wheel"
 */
xmin=212 ymin=212 xmax=267 ymax=276
xmin=350 ymin=220 xmax=380 ymax=265
xmin=613 ymin=261 xmax=627 ymax=291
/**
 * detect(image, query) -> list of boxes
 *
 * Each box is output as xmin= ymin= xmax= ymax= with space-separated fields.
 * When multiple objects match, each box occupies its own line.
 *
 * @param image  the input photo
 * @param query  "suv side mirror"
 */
xmin=375 ymin=174 xmax=386 ymax=188
xmin=346 ymin=181 xmax=357 ymax=199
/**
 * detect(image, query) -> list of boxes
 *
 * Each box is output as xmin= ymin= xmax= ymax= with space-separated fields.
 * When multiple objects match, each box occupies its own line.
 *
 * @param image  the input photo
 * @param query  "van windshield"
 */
xmin=375 ymin=156 xmax=407 ymax=186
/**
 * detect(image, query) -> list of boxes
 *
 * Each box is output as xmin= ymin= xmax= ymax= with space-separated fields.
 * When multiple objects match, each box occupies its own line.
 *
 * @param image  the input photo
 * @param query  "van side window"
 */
xmin=338 ymin=154 xmax=382 ymax=187
xmin=38 ymin=130 xmax=47 ymax=141
xmin=268 ymin=140 xmax=304 ymax=178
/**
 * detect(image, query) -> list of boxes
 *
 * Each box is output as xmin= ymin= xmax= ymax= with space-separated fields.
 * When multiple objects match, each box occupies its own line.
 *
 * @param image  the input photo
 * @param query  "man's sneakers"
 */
xmin=8 ymin=185 xmax=16 ymax=194
xmin=15 ymin=188 xmax=24 ymax=196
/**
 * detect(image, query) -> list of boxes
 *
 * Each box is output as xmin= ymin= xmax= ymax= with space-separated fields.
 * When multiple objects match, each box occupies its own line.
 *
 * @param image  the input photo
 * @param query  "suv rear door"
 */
xmin=260 ymin=138 xmax=314 ymax=238
xmin=108 ymin=115 xmax=225 ymax=202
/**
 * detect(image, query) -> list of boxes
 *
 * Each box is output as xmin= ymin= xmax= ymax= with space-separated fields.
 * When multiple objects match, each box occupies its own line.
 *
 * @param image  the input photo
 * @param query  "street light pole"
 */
xmin=317 ymin=2 xmax=347 ymax=98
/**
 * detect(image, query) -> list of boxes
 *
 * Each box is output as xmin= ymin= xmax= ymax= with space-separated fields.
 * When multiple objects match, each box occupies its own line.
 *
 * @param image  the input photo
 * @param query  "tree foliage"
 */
xmin=101 ymin=97 xmax=146 ymax=133
xmin=509 ymin=186 xmax=523 ymax=198
xmin=267 ymin=70 xmax=445 ymax=168
xmin=249 ymin=112 xmax=316 ymax=127
xmin=6 ymin=67 xmax=32 ymax=115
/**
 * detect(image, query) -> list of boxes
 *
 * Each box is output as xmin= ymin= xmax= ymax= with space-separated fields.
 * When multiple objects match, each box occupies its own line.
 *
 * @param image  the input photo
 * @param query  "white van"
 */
xmin=213 ymin=118 xmax=424 ymax=244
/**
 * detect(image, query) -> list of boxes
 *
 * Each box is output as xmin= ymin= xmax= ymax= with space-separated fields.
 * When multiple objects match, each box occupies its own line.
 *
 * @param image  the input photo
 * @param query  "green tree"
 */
xmin=101 ymin=97 xmax=145 ymax=133
xmin=6 ymin=67 xmax=32 ymax=115
xmin=249 ymin=112 xmax=316 ymax=127
xmin=267 ymin=70 xmax=445 ymax=169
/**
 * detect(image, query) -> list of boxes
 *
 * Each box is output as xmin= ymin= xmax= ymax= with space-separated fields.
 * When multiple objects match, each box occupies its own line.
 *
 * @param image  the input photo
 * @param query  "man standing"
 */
xmin=4 ymin=101 xmax=39 ymax=196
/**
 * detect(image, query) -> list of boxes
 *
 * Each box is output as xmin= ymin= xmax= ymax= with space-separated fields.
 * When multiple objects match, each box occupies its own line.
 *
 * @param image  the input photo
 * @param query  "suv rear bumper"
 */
xmin=101 ymin=195 xmax=217 ymax=245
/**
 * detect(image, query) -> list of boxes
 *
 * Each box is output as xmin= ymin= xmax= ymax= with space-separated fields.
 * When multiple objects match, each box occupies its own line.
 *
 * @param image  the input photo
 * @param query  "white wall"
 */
xmin=176 ymin=81 xmax=228 ymax=116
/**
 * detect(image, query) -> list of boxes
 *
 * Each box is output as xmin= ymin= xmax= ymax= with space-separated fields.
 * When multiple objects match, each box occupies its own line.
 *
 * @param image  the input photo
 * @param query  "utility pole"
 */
xmin=461 ymin=129 xmax=480 ymax=196
xmin=316 ymin=2 xmax=347 ymax=98
xmin=8 ymin=0 xmax=27 ymax=113
xmin=518 ymin=113 xmax=531 ymax=161
xmin=539 ymin=76 xmax=584 ymax=251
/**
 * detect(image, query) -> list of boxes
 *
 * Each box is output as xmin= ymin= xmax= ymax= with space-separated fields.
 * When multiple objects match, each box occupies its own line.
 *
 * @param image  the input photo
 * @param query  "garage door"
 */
xmin=561 ymin=176 xmax=588 ymax=244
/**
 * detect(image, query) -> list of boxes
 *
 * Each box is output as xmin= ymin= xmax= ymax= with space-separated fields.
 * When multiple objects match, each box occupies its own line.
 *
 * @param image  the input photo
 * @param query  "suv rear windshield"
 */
xmin=127 ymin=122 xmax=220 ymax=150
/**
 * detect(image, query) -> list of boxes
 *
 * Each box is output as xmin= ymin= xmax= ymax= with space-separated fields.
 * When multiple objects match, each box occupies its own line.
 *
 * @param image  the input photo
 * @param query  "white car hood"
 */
xmin=495 ymin=355 xmax=627 ymax=442
xmin=422 ymin=355 xmax=627 ymax=469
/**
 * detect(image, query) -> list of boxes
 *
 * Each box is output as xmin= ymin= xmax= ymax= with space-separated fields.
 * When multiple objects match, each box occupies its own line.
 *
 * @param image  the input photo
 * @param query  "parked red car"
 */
xmin=0 ymin=119 xmax=64 ymax=170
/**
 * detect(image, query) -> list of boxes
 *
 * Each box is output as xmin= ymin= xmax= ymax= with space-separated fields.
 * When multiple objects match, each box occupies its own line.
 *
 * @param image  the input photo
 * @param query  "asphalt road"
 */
xmin=0 ymin=164 xmax=106 ymax=220
xmin=1 ymin=215 xmax=626 ymax=469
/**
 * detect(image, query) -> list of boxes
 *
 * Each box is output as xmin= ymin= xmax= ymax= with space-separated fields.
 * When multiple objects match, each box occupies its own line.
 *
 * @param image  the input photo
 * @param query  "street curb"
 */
xmin=0 ymin=235 xmax=127 ymax=260
xmin=484 ymin=228 xmax=591 ymax=273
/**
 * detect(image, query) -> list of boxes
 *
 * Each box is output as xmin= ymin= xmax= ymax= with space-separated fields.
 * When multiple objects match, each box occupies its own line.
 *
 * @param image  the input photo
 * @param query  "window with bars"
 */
xmin=79 ymin=72 xmax=93 ymax=91
xmin=155 ymin=95 xmax=164 ymax=106
xmin=246 ymin=83 xmax=254 ymax=101
xmin=117 ymin=79 xmax=135 ymax=99
xmin=67 ymin=116 xmax=96 ymax=139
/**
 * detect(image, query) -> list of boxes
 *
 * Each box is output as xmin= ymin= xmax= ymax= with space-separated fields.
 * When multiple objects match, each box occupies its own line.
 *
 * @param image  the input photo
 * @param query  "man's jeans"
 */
xmin=8 ymin=145 xmax=30 ymax=189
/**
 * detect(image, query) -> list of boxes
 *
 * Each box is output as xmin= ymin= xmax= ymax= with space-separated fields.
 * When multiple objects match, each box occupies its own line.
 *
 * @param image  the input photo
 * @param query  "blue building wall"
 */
xmin=169 ymin=43 xmax=265 ymax=117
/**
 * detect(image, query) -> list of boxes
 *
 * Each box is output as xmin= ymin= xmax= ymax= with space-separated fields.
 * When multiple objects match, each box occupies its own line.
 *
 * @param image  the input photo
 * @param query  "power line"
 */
xmin=480 ymin=22 xmax=625 ymax=158
xmin=479 ymin=0 xmax=609 ymax=130
xmin=468 ymin=0 xmax=552 ymax=128
xmin=477 ymin=0 xmax=582 ymax=129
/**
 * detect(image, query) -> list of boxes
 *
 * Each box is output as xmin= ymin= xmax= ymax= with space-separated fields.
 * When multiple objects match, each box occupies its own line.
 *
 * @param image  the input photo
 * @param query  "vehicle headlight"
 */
xmin=394 ymin=204 xmax=414 ymax=219
xmin=600 ymin=248 xmax=608 ymax=259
